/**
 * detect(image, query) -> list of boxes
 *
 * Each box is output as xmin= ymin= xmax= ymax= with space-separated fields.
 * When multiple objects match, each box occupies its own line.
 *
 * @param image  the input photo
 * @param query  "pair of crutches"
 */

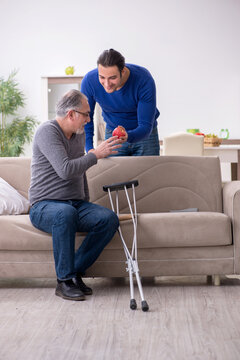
xmin=103 ymin=180 xmax=149 ymax=312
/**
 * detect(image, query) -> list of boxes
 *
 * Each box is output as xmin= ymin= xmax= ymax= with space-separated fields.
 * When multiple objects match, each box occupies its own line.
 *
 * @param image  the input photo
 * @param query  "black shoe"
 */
xmin=73 ymin=275 xmax=93 ymax=295
xmin=55 ymin=279 xmax=85 ymax=301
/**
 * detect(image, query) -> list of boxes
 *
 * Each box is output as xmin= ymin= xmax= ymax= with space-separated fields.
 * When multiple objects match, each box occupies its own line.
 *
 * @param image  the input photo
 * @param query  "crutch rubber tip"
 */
xmin=141 ymin=300 xmax=149 ymax=312
xmin=130 ymin=299 xmax=137 ymax=310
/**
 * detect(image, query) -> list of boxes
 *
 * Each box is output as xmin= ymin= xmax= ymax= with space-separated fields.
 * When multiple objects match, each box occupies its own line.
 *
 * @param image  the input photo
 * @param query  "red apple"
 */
xmin=112 ymin=126 xmax=126 ymax=139
xmin=195 ymin=132 xmax=205 ymax=136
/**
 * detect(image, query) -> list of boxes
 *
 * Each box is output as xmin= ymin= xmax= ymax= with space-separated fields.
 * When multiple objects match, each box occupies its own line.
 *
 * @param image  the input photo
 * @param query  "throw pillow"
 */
xmin=0 ymin=177 xmax=30 ymax=215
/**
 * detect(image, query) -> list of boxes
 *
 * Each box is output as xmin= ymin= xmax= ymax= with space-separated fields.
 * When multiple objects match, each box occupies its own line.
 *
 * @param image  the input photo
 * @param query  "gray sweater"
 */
xmin=29 ymin=120 xmax=97 ymax=205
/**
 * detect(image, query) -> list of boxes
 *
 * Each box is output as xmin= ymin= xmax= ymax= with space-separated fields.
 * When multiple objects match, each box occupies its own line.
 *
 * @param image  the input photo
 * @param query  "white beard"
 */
xmin=76 ymin=127 xmax=84 ymax=134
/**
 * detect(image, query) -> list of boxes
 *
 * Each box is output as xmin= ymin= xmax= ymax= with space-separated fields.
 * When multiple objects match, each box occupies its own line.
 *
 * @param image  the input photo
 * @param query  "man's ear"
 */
xmin=121 ymin=66 xmax=129 ymax=79
xmin=68 ymin=110 xmax=74 ymax=119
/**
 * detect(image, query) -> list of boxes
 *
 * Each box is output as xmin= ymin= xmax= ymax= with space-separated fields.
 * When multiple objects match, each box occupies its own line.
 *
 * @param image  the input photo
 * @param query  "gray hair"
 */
xmin=55 ymin=89 xmax=87 ymax=117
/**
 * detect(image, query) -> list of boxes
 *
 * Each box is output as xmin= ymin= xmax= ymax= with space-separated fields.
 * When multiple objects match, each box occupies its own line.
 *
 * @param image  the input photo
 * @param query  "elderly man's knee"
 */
xmin=110 ymin=211 xmax=119 ymax=229
xmin=102 ymin=208 xmax=119 ymax=229
xmin=55 ymin=205 xmax=78 ymax=225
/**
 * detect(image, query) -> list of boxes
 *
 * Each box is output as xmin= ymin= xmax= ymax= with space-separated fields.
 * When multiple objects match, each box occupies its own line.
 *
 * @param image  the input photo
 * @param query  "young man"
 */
xmin=81 ymin=48 xmax=160 ymax=156
xmin=29 ymin=89 xmax=122 ymax=301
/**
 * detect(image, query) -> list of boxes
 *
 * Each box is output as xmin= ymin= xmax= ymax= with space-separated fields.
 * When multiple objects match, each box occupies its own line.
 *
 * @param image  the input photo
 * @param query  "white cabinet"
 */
xmin=41 ymin=76 xmax=104 ymax=148
xmin=41 ymin=76 xmax=83 ymax=121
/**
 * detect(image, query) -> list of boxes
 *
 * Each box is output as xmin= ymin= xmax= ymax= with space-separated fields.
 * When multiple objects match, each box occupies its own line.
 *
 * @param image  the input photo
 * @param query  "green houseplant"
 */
xmin=0 ymin=70 xmax=38 ymax=157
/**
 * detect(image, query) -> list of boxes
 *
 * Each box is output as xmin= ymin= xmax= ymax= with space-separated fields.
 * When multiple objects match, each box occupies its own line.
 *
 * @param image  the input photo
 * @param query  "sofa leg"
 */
xmin=213 ymin=275 xmax=221 ymax=286
xmin=207 ymin=275 xmax=212 ymax=284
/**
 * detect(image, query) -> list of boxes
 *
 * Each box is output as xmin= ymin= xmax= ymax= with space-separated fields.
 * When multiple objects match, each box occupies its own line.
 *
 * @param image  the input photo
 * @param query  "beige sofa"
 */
xmin=0 ymin=156 xmax=240 ymax=284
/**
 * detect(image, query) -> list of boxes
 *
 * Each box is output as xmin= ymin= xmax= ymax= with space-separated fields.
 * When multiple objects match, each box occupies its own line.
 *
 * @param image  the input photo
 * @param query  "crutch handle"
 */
xmin=103 ymin=180 xmax=139 ymax=192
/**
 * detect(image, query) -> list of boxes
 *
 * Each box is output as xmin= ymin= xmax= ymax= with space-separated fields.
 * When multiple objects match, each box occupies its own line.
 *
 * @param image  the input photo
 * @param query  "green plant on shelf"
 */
xmin=0 ymin=70 xmax=38 ymax=156
xmin=205 ymin=133 xmax=219 ymax=138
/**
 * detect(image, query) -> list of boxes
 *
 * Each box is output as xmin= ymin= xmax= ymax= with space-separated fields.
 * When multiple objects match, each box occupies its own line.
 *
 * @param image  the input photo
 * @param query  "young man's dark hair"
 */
xmin=97 ymin=49 xmax=125 ymax=74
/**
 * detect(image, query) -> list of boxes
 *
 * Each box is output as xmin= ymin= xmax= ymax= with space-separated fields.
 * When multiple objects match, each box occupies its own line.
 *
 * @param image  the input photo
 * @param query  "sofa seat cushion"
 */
xmin=0 ymin=215 xmax=86 ymax=251
xmin=0 ymin=212 xmax=232 ymax=251
xmin=133 ymin=212 xmax=232 ymax=248
xmin=105 ymin=212 xmax=232 ymax=250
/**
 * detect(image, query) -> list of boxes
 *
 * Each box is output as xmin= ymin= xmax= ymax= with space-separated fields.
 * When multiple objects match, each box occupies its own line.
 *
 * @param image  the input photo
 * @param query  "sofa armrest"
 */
xmin=223 ymin=181 xmax=240 ymax=217
xmin=223 ymin=181 xmax=240 ymax=273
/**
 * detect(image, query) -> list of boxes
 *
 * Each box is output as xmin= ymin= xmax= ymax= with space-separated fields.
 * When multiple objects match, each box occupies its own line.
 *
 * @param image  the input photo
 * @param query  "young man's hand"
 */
xmin=89 ymin=136 xmax=123 ymax=159
xmin=112 ymin=126 xmax=128 ymax=143
xmin=120 ymin=130 xmax=128 ymax=143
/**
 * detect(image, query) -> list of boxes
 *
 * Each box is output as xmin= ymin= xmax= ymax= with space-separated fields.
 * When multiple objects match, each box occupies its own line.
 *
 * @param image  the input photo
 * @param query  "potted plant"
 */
xmin=0 ymin=70 xmax=38 ymax=157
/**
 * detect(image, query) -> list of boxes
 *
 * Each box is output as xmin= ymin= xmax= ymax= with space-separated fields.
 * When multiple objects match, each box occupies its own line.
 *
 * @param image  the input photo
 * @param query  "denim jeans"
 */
xmin=105 ymin=126 xmax=160 ymax=156
xmin=29 ymin=200 xmax=119 ymax=280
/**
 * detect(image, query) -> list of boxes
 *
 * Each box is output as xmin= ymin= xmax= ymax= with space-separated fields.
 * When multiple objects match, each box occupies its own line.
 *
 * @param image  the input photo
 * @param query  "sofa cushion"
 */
xmin=0 ymin=215 xmax=90 ymax=251
xmin=0 ymin=157 xmax=31 ymax=199
xmin=0 ymin=212 xmax=232 ymax=251
xmin=133 ymin=212 xmax=232 ymax=248
xmin=87 ymin=156 xmax=223 ymax=213
xmin=106 ymin=212 xmax=232 ymax=249
xmin=0 ymin=215 xmax=52 ymax=250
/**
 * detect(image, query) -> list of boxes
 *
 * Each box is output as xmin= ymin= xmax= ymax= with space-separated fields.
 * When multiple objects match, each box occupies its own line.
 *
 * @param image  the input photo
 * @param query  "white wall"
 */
xmin=1 ymin=0 xmax=240 ymax=151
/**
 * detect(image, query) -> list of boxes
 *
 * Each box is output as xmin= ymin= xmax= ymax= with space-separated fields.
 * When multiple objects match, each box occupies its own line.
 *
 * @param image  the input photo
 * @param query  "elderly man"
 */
xmin=81 ymin=48 xmax=160 ymax=156
xmin=29 ymin=89 xmax=122 ymax=301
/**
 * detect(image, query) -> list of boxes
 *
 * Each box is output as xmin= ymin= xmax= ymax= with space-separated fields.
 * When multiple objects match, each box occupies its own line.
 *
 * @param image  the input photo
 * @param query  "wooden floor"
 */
xmin=1 ymin=275 xmax=240 ymax=360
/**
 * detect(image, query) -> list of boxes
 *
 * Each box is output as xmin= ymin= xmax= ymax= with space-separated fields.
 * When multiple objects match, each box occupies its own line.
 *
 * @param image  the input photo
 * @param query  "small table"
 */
xmin=204 ymin=144 xmax=240 ymax=180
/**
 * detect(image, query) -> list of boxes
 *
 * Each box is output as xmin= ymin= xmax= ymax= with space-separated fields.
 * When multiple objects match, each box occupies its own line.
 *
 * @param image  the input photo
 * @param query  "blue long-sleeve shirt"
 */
xmin=81 ymin=64 xmax=160 ymax=152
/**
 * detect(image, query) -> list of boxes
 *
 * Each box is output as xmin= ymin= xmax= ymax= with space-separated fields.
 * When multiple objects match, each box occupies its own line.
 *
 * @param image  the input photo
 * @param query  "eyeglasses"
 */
xmin=74 ymin=110 xmax=90 ymax=117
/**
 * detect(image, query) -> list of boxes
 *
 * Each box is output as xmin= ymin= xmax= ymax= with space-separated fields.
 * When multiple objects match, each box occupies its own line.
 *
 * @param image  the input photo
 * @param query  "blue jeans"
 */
xmin=29 ymin=200 xmax=119 ymax=280
xmin=105 ymin=126 xmax=160 ymax=156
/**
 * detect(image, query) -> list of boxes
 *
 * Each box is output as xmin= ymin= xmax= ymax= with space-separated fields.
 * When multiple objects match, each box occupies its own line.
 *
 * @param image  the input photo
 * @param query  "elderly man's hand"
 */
xmin=89 ymin=136 xmax=122 ymax=159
